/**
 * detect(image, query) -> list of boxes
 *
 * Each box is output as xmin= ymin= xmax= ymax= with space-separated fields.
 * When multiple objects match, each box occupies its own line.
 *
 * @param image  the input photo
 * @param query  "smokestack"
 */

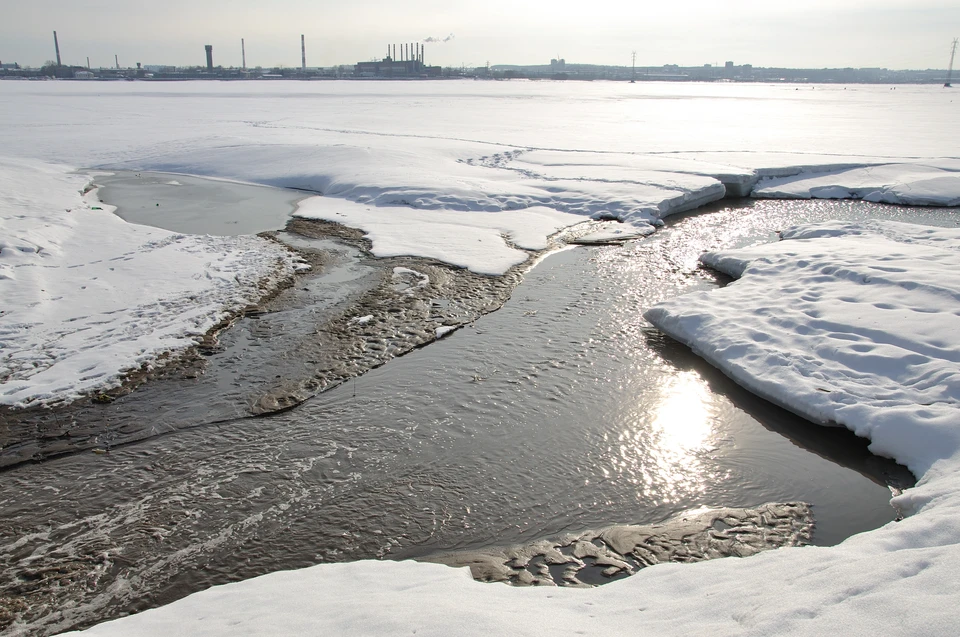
xmin=387 ymin=44 xmax=390 ymax=60
xmin=393 ymin=44 xmax=396 ymax=61
xmin=422 ymin=44 xmax=425 ymax=66
xmin=301 ymin=34 xmax=306 ymax=71
xmin=242 ymin=38 xmax=246 ymax=70
xmin=86 ymin=56 xmax=90 ymax=69
xmin=205 ymin=45 xmax=213 ymax=70
xmin=115 ymin=54 xmax=119 ymax=70
xmin=53 ymin=31 xmax=62 ymax=66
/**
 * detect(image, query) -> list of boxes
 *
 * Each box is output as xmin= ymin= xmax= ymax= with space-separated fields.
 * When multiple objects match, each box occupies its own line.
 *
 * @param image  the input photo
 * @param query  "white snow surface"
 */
xmin=648 ymin=221 xmax=960 ymax=478
xmin=1 ymin=83 xmax=957 ymax=273
xmin=0 ymin=159 xmax=297 ymax=407
xmin=296 ymin=197 xmax=583 ymax=275
xmin=1 ymin=81 xmax=959 ymax=634
xmin=435 ymin=325 xmax=458 ymax=339
xmin=754 ymin=163 xmax=960 ymax=206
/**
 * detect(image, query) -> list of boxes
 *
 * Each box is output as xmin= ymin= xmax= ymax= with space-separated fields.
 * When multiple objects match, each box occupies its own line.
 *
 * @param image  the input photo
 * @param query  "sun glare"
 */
xmin=611 ymin=370 xmax=715 ymax=504
xmin=652 ymin=370 xmax=713 ymax=455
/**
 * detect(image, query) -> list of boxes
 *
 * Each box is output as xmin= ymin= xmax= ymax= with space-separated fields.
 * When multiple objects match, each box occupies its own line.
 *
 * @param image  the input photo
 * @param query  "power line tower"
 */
xmin=631 ymin=50 xmax=636 ymax=83
xmin=946 ymin=38 xmax=958 ymax=88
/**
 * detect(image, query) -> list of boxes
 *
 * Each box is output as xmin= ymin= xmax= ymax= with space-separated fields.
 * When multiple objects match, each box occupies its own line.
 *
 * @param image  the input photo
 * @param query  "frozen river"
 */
xmin=4 ymin=191 xmax=953 ymax=635
xmin=1 ymin=80 xmax=958 ymax=636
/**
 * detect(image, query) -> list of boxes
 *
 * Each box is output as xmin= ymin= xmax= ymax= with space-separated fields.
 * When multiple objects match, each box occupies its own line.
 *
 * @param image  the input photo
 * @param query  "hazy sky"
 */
xmin=2 ymin=0 xmax=957 ymax=69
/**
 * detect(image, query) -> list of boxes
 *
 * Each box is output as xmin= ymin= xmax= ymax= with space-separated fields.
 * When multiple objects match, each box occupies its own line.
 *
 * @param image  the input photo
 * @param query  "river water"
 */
xmin=2 ymin=188 xmax=955 ymax=635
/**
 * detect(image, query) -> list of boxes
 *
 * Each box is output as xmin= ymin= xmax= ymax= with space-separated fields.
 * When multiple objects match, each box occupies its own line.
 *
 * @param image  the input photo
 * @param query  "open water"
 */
xmin=3 ymin=188 xmax=957 ymax=635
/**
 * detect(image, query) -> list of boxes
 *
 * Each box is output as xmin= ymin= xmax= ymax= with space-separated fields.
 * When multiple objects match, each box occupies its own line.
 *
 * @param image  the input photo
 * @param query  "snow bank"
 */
xmin=66 ymin=219 xmax=960 ymax=636
xmin=0 ymin=159 xmax=298 ymax=407
xmin=508 ymin=149 xmax=754 ymax=199
xmin=754 ymin=164 xmax=960 ymax=206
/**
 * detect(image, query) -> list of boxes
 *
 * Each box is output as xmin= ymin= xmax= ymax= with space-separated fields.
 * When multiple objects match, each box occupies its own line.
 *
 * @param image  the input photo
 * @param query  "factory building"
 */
xmin=355 ymin=43 xmax=441 ymax=78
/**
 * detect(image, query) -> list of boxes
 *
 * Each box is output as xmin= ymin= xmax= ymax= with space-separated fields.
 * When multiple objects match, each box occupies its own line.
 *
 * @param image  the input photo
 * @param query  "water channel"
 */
xmin=3 ymin=177 xmax=955 ymax=635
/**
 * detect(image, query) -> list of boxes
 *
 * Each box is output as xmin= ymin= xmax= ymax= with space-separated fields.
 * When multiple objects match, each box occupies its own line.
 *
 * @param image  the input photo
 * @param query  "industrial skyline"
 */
xmin=1 ymin=0 xmax=958 ymax=70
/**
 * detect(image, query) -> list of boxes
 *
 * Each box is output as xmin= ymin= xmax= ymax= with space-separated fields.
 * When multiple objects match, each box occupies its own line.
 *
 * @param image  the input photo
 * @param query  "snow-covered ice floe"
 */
xmin=754 ymin=163 xmax=960 ymax=206
xmin=646 ymin=219 xmax=960 ymax=475
xmin=64 ymin=218 xmax=960 ymax=637
xmin=295 ymin=196 xmax=584 ymax=275
xmin=0 ymin=159 xmax=298 ymax=408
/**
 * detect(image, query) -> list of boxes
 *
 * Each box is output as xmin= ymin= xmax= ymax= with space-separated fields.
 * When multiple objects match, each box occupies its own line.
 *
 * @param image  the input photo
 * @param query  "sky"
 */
xmin=1 ymin=0 xmax=957 ymax=70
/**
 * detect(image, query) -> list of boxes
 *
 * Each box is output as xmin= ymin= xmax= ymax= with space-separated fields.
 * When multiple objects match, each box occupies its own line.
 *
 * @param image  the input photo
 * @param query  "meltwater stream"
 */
xmin=3 ymin=196 xmax=954 ymax=636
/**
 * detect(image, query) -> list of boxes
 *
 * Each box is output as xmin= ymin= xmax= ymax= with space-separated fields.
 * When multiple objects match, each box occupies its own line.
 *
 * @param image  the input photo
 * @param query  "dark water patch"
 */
xmin=89 ymin=171 xmax=302 ymax=236
xmin=643 ymin=328 xmax=916 ymax=497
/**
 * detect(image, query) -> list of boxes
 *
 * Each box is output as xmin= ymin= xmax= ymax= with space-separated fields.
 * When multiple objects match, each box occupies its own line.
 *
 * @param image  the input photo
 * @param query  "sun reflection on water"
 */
xmin=610 ymin=369 xmax=716 ymax=504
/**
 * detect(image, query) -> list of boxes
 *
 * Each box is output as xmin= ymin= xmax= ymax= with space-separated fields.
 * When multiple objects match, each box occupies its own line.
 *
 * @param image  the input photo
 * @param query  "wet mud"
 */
xmin=425 ymin=502 xmax=813 ymax=587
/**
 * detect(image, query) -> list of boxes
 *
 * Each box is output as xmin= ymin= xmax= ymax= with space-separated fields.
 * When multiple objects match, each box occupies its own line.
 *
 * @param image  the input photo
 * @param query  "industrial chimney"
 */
xmin=53 ymin=31 xmax=62 ymax=66
xmin=205 ymin=45 xmax=213 ymax=70
xmin=301 ymin=34 xmax=306 ymax=71
xmin=242 ymin=38 xmax=246 ymax=70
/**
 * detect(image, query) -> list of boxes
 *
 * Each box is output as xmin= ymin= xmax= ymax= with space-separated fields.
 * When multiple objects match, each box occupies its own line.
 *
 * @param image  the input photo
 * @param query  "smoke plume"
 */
xmin=423 ymin=34 xmax=455 ymax=43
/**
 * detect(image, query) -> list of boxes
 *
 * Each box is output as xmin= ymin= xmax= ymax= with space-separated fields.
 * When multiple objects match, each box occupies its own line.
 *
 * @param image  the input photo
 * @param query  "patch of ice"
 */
xmin=435 ymin=325 xmax=457 ymax=339
xmin=571 ymin=224 xmax=656 ymax=245
xmin=392 ymin=266 xmax=431 ymax=295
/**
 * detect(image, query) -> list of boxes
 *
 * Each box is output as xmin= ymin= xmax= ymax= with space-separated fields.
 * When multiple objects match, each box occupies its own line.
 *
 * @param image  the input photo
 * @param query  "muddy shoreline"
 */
xmin=425 ymin=502 xmax=814 ymax=587
xmin=0 ymin=217 xmax=544 ymax=469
